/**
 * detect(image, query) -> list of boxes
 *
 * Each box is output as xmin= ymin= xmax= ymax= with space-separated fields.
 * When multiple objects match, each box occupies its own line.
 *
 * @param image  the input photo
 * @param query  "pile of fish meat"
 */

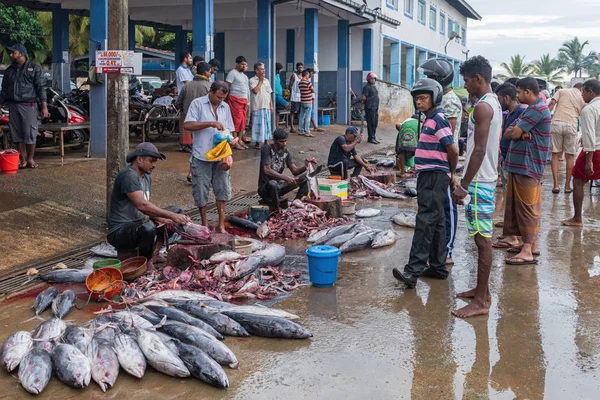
xmin=122 ymin=243 xmax=303 ymax=302
xmin=257 ymin=199 xmax=350 ymax=240
xmin=349 ymin=176 xmax=411 ymax=200
xmin=308 ymin=223 xmax=398 ymax=253
xmin=164 ymin=221 xmax=211 ymax=243
xmin=1 ymin=290 xmax=311 ymax=395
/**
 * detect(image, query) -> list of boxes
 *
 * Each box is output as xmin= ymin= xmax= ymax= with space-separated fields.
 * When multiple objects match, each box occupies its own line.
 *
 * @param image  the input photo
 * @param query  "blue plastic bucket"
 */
xmin=306 ymin=245 xmax=341 ymax=287
xmin=318 ymin=114 xmax=331 ymax=127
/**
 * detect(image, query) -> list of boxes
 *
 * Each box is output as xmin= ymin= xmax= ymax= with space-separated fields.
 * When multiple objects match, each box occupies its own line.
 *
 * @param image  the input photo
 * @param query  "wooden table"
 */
xmin=36 ymin=123 xmax=91 ymax=166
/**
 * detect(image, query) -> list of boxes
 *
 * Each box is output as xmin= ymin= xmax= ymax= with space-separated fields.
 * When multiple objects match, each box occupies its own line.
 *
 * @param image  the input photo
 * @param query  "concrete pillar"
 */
xmin=128 ymin=17 xmax=136 ymax=50
xmin=418 ymin=50 xmax=427 ymax=79
xmin=336 ymin=20 xmax=349 ymax=124
xmin=304 ymin=8 xmax=318 ymax=112
xmin=405 ymin=45 xmax=416 ymax=89
xmin=454 ymin=61 xmax=461 ymax=87
xmin=362 ymin=28 xmax=373 ymax=77
xmin=192 ymin=0 xmax=214 ymax=61
xmin=89 ymin=0 xmax=108 ymax=158
xmin=52 ymin=5 xmax=71 ymax=93
xmin=106 ymin=0 xmax=130 ymax=213
xmin=175 ymin=26 xmax=185 ymax=63
xmin=286 ymin=29 xmax=295 ymax=72
xmin=214 ymin=32 xmax=225 ymax=80
xmin=390 ymin=41 xmax=400 ymax=84
xmin=257 ymin=0 xmax=272 ymax=77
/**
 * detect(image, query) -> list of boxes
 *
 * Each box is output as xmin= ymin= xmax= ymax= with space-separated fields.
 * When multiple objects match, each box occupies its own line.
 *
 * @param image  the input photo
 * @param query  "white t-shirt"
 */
xmin=249 ymin=76 xmax=272 ymax=112
xmin=176 ymin=65 xmax=194 ymax=94
xmin=290 ymin=73 xmax=301 ymax=102
xmin=464 ymin=93 xmax=502 ymax=183
xmin=226 ymin=69 xmax=249 ymax=99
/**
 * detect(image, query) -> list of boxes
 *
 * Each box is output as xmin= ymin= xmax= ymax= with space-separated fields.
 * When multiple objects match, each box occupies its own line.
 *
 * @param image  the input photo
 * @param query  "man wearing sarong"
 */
xmin=226 ymin=56 xmax=250 ymax=149
xmin=498 ymin=77 xmax=551 ymax=265
xmin=249 ymin=62 xmax=273 ymax=149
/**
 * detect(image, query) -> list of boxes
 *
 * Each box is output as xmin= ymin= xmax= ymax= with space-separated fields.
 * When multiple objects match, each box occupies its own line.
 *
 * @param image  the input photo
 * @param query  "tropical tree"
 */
xmin=557 ymin=37 xmax=598 ymax=78
xmin=499 ymin=54 xmax=532 ymax=79
xmin=531 ymin=54 xmax=564 ymax=84
xmin=36 ymin=13 xmax=90 ymax=68
xmin=0 ymin=4 xmax=48 ymax=65
xmin=588 ymin=64 xmax=600 ymax=79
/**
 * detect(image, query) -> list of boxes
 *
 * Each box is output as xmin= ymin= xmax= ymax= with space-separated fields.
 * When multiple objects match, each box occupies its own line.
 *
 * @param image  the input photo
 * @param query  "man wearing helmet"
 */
xmin=419 ymin=58 xmax=462 ymax=268
xmin=362 ymin=72 xmax=380 ymax=144
xmin=393 ymin=78 xmax=458 ymax=289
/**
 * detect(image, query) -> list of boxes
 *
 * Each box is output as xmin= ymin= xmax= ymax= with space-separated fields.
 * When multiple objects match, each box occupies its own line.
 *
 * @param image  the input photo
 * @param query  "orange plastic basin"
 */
xmin=85 ymin=267 xmax=123 ymax=301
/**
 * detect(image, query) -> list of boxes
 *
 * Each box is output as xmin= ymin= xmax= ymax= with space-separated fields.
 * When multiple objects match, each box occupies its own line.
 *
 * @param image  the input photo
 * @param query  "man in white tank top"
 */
xmin=288 ymin=62 xmax=303 ymax=133
xmin=451 ymin=56 xmax=502 ymax=318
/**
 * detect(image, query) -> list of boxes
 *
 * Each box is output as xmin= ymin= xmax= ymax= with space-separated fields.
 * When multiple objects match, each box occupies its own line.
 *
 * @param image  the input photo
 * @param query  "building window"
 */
xmin=386 ymin=0 xmax=398 ymax=11
xmin=429 ymin=6 xmax=437 ymax=30
xmin=404 ymin=0 xmax=413 ymax=18
xmin=448 ymin=18 xmax=453 ymax=38
xmin=461 ymin=26 xmax=466 ymax=45
xmin=417 ymin=0 xmax=426 ymax=25
xmin=440 ymin=13 xmax=446 ymax=35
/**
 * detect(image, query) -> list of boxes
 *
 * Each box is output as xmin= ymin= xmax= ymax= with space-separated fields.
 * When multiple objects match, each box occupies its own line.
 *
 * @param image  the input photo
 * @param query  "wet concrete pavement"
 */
xmin=1 ymin=174 xmax=600 ymax=398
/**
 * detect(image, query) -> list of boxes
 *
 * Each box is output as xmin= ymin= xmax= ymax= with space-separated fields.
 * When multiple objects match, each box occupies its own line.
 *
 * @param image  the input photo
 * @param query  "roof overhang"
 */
xmin=321 ymin=0 xmax=400 ymax=28
xmin=446 ymin=0 xmax=481 ymax=20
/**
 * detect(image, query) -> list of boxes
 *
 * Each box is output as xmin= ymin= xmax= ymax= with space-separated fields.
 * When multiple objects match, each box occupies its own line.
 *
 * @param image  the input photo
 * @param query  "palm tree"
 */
xmin=557 ymin=37 xmax=598 ymax=78
xmin=499 ymin=54 xmax=532 ymax=79
xmin=36 ymin=13 xmax=90 ymax=68
xmin=532 ymin=54 xmax=564 ymax=84
xmin=588 ymin=64 xmax=600 ymax=79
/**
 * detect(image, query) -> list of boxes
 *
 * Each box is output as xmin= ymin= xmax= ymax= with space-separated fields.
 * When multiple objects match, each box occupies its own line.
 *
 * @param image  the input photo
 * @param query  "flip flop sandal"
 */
xmin=305 ymin=133 xmax=315 ymax=137
xmin=505 ymin=256 xmax=538 ymax=265
xmin=27 ymin=163 xmax=39 ymax=169
xmin=565 ymin=189 xmax=573 ymax=194
xmin=492 ymin=239 xmax=519 ymax=249
xmin=552 ymin=188 xmax=560 ymax=194
xmin=18 ymin=162 xmax=27 ymax=169
xmin=315 ymin=128 xmax=324 ymax=132
xmin=507 ymin=247 xmax=540 ymax=256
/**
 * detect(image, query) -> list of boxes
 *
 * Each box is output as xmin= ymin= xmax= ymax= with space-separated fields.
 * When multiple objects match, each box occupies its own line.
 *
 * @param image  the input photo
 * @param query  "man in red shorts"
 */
xmin=562 ymin=79 xmax=600 ymax=227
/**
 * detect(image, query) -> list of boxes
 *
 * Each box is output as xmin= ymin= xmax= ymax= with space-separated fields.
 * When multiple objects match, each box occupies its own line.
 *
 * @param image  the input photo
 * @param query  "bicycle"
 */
xmin=145 ymin=99 xmax=180 ymax=141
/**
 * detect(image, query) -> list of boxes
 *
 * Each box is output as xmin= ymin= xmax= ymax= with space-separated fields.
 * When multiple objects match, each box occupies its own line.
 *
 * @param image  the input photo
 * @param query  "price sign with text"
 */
xmin=96 ymin=50 xmax=142 ymax=74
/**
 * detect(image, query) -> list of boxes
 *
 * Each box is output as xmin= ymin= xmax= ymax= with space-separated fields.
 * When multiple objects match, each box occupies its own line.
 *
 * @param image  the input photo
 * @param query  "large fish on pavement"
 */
xmin=315 ymin=224 xmax=356 ymax=245
xmin=232 ymin=243 xmax=287 ymax=280
xmin=90 ymin=315 xmax=118 ymax=342
xmin=392 ymin=212 xmax=416 ymax=228
xmin=52 ymin=289 xmax=76 ymax=319
xmin=62 ymin=325 xmax=91 ymax=355
xmin=169 ymin=300 xmax=249 ymax=337
xmin=307 ymin=228 xmax=331 ymax=243
xmin=134 ymin=328 xmax=189 ymax=378
xmin=159 ymin=320 xmax=238 ymax=369
xmin=339 ymin=230 xmax=380 ymax=253
xmin=32 ymin=317 xmax=66 ymax=341
xmin=358 ymin=175 xmax=409 ymax=200
xmin=88 ymin=338 xmax=119 ymax=392
xmin=109 ymin=311 xmax=156 ymax=331
xmin=148 ymin=290 xmax=215 ymax=302
xmin=37 ymin=268 xmax=92 ymax=284
xmin=372 ymin=229 xmax=397 ymax=249
xmin=209 ymin=250 xmax=244 ymax=263
xmin=112 ymin=332 xmax=146 ymax=379
xmin=325 ymin=231 xmax=358 ymax=248
xmin=175 ymin=340 xmax=229 ymax=388
xmin=1 ymin=331 xmax=33 ymax=372
xmin=144 ymin=302 xmax=223 ymax=339
xmin=33 ymin=287 xmax=59 ymax=316
xmin=153 ymin=331 xmax=180 ymax=356
xmin=18 ymin=348 xmax=52 ymax=395
xmin=355 ymin=208 xmax=382 ymax=218
xmin=51 ymin=343 xmax=91 ymax=388
xmin=221 ymin=311 xmax=312 ymax=339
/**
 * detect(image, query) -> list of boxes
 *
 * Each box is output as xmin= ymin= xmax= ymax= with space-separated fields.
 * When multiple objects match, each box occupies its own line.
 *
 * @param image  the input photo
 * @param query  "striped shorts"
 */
xmin=465 ymin=181 xmax=496 ymax=238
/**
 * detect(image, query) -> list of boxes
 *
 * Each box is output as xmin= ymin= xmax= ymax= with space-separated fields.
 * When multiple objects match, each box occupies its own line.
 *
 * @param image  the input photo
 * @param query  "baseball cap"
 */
xmin=126 ymin=142 xmax=167 ymax=163
xmin=6 ymin=44 xmax=27 ymax=58
xmin=345 ymin=126 xmax=359 ymax=136
xmin=208 ymin=58 xmax=221 ymax=69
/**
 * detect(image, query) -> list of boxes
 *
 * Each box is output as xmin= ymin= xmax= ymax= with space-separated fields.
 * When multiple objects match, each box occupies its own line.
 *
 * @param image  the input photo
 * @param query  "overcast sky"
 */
xmin=467 ymin=0 xmax=600 ymax=73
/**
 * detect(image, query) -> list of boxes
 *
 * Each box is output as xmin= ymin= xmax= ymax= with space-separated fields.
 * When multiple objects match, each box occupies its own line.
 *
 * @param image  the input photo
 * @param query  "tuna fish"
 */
xmin=175 ymin=340 xmax=229 ymax=388
xmin=307 ymin=228 xmax=331 ymax=243
xmin=371 ymin=229 xmax=397 ymax=249
xmin=169 ymin=300 xmax=250 ymax=337
xmin=159 ymin=320 xmax=238 ymax=369
xmin=88 ymin=338 xmax=119 ymax=392
xmin=231 ymin=243 xmax=286 ymax=280
xmin=152 ymin=331 xmax=180 ymax=355
xmin=52 ymin=289 xmax=76 ymax=319
xmin=358 ymin=175 xmax=409 ymax=200
xmin=51 ymin=343 xmax=91 ymax=388
xmin=37 ymin=268 xmax=93 ymax=284
xmin=62 ymin=325 xmax=91 ymax=355
xmin=33 ymin=287 xmax=59 ymax=316
xmin=144 ymin=303 xmax=223 ymax=340
xmin=32 ymin=340 xmax=55 ymax=354
xmin=203 ymin=302 xmax=300 ymax=320
xmin=89 ymin=315 xmax=118 ymax=342
xmin=315 ymin=224 xmax=357 ymax=245
xmin=355 ymin=208 xmax=382 ymax=218
xmin=325 ymin=231 xmax=358 ymax=248
xmin=149 ymin=290 xmax=215 ymax=302
xmin=134 ymin=328 xmax=189 ymax=378
xmin=339 ymin=230 xmax=380 ymax=253
xmin=209 ymin=250 xmax=243 ymax=263
xmin=32 ymin=318 xmax=66 ymax=341
xmin=221 ymin=311 xmax=312 ymax=339
xmin=18 ymin=348 xmax=52 ymax=395
xmin=109 ymin=311 xmax=156 ymax=331
xmin=392 ymin=211 xmax=416 ymax=228
xmin=1 ymin=331 xmax=33 ymax=372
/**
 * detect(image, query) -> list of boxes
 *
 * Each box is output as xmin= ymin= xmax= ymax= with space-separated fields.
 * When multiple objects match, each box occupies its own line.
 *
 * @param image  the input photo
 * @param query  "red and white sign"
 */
xmin=96 ymin=50 xmax=142 ymax=74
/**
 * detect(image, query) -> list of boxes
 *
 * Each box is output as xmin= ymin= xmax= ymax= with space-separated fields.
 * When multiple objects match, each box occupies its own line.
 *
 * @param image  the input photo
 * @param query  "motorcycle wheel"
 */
xmin=145 ymin=106 xmax=165 ymax=141
xmin=68 ymin=129 xmax=88 ymax=150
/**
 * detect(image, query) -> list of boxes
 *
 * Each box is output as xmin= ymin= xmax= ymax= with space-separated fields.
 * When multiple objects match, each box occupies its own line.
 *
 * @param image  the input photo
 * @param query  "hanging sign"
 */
xmin=96 ymin=50 xmax=142 ymax=74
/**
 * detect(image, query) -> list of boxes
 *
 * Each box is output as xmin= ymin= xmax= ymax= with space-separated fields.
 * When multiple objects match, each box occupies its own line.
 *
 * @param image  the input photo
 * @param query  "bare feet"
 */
xmin=561 ymin=217 xmax=583 ymax=227
xmin=494 ymin=221 xmax=504 ymax=228
xmin=216 ymin=225 xmax=227 ymax=234
xmin=456 ymin=289 xmax=492 ymax=302
xmin=452 ymin=301 xmax=490 ymax=318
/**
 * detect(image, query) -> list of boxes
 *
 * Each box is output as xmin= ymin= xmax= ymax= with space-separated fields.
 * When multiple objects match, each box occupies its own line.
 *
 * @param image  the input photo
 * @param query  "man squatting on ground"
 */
xmin=107 ymin=143 xmax=190 ymax=271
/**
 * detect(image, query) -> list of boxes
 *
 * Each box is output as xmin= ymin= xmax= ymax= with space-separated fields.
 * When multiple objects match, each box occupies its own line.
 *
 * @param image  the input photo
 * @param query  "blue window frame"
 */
xmin=429 ymin=6 xmax=437 ymax=31
xmin=448 ymin=18 xmax=454 ymax=38
xmin=417 ymin=0 xmax=426 ymax=25
xmin=440 ymin=13 xmax=446 ymax=35
xmin=461 ymin=26 xmax=466 ymax=45
xmin=386 ymin=0 xmax=398 ymax=11
xmin=404 ymin=0 xmax=414 ymax=19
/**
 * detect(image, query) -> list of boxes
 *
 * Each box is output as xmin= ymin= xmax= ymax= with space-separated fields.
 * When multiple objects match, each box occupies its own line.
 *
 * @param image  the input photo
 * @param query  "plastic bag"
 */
xmin=221 ymin=155 xmax=232 ymax=171
xmin=213 ymin=130 xmax=234 ymax=145
xmin=206 ymin=140 xmax=232 ymax=161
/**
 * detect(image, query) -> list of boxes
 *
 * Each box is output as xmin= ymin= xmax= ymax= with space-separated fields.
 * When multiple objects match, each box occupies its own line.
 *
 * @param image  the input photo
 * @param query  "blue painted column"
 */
xmin=390 ymin=42 xmax=401 ymax=84
xmin=336 ymin=20 xmax=349 ymax=124
xmin=286 ymin=29 xmax=295 ymax=72
xmin=405 ymin=45 xmax=416 ymax=89
xmin=257 ymin=0 xmax=272 ymax=77
xmin=89 ymin=0 xmax=108 ymax=158
xmin=418 ymin=50 xmax=427 ymax=78
xmin=192 ymin=0 xmax=214 ymax=61
xmin=128 ymin=18 xmax=136 ymax=51
xmin=52 ymin=5 xmax=70 ymax=93
xmin=175 ymin=26 xmax=185 ymax=64
xmin=214 ymin=32 xmax=225 ymax=79
xmin=362 ymin=28 xmax=374 ymax=81
xmin=304 ymin=8 xmax=318 ymax=115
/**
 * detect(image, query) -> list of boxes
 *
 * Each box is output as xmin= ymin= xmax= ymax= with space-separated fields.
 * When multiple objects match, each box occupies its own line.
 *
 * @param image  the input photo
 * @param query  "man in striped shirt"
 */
xmin=393 ymin=78 xmax=458 ymax=289
xmin=298 ymin=70 xmax=315 ymax=137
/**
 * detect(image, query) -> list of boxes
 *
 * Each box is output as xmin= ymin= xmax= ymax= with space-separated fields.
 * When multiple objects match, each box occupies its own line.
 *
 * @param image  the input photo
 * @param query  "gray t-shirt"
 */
xmin=226 ymin=68 xmax=249 ymax=99
xmin=108 ymin=165 xmax=151 ymax=233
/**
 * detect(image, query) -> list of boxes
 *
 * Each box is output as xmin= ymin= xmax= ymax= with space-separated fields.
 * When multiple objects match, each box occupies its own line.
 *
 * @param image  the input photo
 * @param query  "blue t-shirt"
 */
xmin=414 ymin=107 xmax=455 ymax=175
xmin=500 ymin=105 xmax=526 ymax=159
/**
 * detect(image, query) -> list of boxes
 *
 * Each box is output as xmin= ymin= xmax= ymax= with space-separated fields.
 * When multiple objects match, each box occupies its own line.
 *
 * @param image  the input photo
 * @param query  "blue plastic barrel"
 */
xmin=306 ymin=245 xmax=341 ymax=287
xmin=318 ymin=114 xmax=331 ymax=127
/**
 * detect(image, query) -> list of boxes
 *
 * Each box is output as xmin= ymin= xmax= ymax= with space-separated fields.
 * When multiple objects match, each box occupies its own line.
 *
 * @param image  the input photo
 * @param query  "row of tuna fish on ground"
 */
xmin=306 ymin=221 xmax=397 ymax=252
xmin=0 ymin=290 xmax=310 ymax=395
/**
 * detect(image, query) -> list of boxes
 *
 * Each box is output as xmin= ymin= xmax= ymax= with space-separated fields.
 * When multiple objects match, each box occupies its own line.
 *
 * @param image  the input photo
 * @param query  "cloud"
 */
xmin=469 ymin=26 xmax=600 ymax=42
xmin=470 ymin=15 xmax=561 ymax=27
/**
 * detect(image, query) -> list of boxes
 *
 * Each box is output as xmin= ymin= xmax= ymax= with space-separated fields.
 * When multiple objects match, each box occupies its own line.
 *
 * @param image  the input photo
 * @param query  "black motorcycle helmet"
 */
xmin=411 ymin=78 xmax=444 ymax=107
xmin=418 ymin=58 xmax=454 ymax=89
